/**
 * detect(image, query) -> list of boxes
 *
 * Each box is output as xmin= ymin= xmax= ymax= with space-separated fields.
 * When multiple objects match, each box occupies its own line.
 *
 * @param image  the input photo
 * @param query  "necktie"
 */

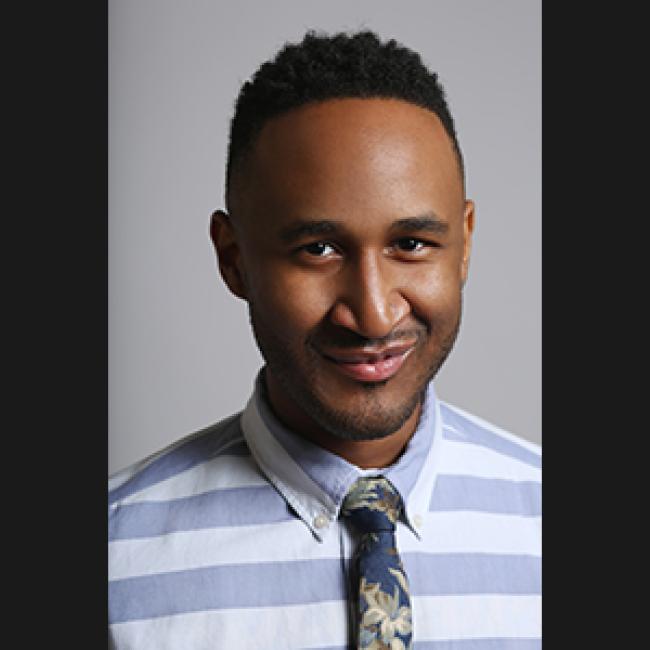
xmin=341 ymin=476 xmax=413 ymax=650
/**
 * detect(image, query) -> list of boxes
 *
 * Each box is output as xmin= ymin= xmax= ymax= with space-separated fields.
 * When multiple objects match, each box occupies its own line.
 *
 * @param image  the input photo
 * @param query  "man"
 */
xmin=109 ymin=30 xmax=541 ymax=649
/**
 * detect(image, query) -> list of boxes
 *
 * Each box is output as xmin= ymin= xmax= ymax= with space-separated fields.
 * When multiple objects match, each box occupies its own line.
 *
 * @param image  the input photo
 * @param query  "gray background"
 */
xmin=109 ymin=0 xmax=541 ymax=475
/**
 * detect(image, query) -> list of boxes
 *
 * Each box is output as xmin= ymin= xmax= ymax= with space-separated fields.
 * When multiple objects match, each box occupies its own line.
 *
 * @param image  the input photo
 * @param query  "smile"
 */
xmin=321 ymin=342 xmax=416 ymax=383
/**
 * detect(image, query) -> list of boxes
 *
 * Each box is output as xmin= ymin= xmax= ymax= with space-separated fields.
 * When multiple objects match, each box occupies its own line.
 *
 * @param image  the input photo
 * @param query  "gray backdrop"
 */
xmin=109 ymin=0 xmax=541 ymax=475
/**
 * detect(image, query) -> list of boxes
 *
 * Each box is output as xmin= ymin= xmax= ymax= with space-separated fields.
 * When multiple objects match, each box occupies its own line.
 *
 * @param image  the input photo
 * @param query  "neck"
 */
xmin=263 ymin=372 xmax=421 ymax=469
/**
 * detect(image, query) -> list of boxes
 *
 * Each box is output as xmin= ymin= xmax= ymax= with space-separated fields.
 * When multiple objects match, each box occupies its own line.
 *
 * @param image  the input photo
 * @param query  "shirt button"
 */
xmin=314 ymin=514 xmax=329 ymax=529
xmin=413 ymin=514 xmax=423 ymax=528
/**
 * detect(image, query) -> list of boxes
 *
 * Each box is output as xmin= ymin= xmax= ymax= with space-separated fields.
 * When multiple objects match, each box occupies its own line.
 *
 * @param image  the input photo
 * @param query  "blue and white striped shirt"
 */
xmin=108 ymin=373 xmax=541 ymax=649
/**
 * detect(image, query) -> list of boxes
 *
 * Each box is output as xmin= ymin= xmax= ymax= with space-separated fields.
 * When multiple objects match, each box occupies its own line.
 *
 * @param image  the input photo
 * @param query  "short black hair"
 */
xmin=225 ymin=30 xmax=464 ymax=211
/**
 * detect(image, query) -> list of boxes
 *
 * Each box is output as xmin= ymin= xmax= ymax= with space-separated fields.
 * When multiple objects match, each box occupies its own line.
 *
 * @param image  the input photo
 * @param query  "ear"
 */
xmin=460 ymin=199 xmax=475 ymax=286
xmin=209 ymin=210 xmax=248 ymax=300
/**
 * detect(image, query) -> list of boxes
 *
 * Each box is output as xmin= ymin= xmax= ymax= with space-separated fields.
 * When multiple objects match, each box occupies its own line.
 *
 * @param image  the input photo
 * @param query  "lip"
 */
xmin=321 ymin=341 xmax=416 ymax=383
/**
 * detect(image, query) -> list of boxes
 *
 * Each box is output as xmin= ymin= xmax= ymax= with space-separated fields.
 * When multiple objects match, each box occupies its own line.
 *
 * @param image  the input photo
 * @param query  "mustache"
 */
xmin=307 ymin=326 xmax=426 ymax=350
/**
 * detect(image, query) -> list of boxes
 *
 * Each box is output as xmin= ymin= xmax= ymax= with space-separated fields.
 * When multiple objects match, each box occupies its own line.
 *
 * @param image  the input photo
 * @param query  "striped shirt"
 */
xmin=108 ymin=372 xmax=541 ymax=649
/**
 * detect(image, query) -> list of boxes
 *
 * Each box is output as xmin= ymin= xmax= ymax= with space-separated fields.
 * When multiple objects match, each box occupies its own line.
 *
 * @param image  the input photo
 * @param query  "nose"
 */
xmin=328 ymin=251 xmax=410 ymax=339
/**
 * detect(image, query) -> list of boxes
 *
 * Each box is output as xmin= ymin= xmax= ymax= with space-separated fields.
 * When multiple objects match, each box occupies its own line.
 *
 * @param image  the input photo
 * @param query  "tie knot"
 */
xmin=341 ymin=477 xmax=403 ymax=533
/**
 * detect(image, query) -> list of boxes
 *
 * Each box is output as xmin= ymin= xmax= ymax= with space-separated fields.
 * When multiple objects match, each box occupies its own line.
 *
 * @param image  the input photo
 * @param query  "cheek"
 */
xmin=247 ymin=266 xmax=332 ymax=338
xmin=404 ymin=264 xmax=462 ymax=326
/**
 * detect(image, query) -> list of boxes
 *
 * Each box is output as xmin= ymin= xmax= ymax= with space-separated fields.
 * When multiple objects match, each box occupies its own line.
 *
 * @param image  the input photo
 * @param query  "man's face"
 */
xmin=214 ymin=98 xmax=474 ymax=441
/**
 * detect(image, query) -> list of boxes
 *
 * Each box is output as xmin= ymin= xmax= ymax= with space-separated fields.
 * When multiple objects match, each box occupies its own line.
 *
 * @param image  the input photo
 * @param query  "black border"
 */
xmin=542 ymin=1 xmax=640 ymax=644
xmin=8 ymin=1 xmax=108 ymax=642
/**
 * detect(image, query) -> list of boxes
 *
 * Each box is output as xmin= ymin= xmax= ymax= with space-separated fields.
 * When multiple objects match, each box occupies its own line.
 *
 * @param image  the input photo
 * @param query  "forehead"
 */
xmin=235 ymin=98 xmax=463 ymax=227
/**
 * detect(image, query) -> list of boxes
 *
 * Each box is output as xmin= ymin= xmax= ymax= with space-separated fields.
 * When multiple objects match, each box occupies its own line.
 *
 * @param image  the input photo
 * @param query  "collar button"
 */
xmin=314 ymin=514 xmax=329 ymax=529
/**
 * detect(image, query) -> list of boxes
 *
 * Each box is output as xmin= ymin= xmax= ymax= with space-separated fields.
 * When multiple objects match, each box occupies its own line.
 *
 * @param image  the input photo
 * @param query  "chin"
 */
xmin=293 ymin=368 xmax=425 ymax=441
xmin=320 ymin=393 xmax=424 ymax=441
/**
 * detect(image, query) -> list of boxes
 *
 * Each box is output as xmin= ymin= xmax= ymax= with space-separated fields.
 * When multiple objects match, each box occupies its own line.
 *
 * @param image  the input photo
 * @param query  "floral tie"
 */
xmin=341 ymin=477 xmax=413 ymax=650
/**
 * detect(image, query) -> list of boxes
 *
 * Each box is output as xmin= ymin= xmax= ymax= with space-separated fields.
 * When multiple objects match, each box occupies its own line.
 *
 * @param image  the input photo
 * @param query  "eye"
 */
xmin=395 ymin=237 xmax=427 ymax=252
xmin=302 ymin=241 xmax=336 ymax=257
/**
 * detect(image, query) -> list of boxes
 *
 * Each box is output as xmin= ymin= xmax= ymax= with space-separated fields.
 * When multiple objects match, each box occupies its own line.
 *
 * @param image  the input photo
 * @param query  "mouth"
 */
xmin=320 ymin=341 xmax=417 ymax=383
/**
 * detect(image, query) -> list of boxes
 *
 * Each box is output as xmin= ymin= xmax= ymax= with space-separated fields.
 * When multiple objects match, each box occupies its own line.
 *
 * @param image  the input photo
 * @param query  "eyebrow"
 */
xmin=278 ymin=220 xmax=343 ymax=243
xmin=278 ymin=212 xmax=449 ymax=243
xmin=390 ymin=213 xmax=450 ymax=235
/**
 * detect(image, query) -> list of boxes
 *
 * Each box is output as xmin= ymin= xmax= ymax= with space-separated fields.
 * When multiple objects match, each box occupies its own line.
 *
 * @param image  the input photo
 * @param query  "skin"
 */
xmin=211 ymin=98 xmax=474 ymax=469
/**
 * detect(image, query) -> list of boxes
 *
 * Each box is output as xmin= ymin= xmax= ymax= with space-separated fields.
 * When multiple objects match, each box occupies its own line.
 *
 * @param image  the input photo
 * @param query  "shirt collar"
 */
xmin=240 ymin=369 xmax=442 ymax=541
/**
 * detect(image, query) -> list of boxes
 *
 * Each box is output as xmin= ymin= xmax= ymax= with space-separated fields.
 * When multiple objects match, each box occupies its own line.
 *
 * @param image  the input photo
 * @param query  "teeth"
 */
xmin=325 ymin=346 xmax=411 ymax=364
xmin=346 ymin=352 xmax=395 ymax=364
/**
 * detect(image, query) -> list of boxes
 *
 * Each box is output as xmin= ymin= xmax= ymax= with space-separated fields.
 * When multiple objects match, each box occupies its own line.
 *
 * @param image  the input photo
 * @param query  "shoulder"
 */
xmin=438 ymin=400 xmax=541 ymax=468
xmin=107 ymin=411 xmax=287 ymax=628
xmin=435 ymin=400 xmax=541 ymax=517
xmin=108 ymin=412 xmax=250 ymax=508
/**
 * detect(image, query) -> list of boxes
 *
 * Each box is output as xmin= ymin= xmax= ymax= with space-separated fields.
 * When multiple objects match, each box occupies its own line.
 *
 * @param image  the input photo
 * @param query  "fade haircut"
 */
xmin=225 ymin=30 xmax=464 ymax=212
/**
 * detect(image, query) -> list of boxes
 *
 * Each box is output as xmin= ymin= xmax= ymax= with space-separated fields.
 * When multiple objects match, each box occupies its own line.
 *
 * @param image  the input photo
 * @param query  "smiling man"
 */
xmin=108 ymin=31 xmax=541 ymax=649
